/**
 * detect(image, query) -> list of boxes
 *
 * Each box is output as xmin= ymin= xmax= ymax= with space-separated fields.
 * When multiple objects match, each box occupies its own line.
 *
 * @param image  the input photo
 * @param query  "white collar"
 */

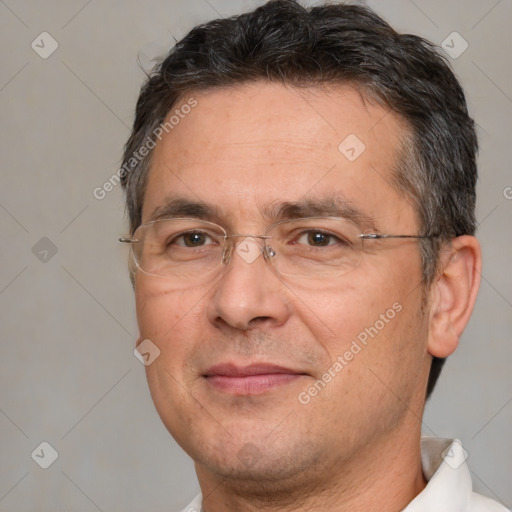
xmin=403 ymin=437 xmax=471 ymax=511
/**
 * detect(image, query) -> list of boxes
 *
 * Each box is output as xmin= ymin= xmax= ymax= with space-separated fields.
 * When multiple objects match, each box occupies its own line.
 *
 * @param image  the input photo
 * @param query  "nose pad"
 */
xmin=221 ymin=239 xmax=234 ymax=266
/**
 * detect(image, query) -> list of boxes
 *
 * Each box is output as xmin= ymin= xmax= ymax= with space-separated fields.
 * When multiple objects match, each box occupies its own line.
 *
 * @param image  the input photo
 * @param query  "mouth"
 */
xmin=203 ymin=363 xmax=308 ymax=395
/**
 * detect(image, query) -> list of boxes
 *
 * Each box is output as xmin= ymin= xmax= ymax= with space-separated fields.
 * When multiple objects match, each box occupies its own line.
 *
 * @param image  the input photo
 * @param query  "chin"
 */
xmin=196 ymin=446 xmax=330 ymax=505
xmin=193 ymin=432 xmax=323 ymax=485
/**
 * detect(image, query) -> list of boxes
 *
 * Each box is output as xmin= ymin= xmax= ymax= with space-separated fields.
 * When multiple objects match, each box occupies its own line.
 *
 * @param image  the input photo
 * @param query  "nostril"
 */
xmin=248 ymin=316 xmax=273 ymax=328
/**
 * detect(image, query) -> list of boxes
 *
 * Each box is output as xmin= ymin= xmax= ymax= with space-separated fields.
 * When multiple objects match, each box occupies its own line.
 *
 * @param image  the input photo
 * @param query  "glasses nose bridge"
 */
xmin=222 ymin=233 xmax=272 ymax=266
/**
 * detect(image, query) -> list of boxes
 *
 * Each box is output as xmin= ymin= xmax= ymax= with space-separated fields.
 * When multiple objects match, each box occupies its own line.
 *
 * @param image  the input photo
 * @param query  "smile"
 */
xmin=203 ymin=363 xmax=307 ymax=395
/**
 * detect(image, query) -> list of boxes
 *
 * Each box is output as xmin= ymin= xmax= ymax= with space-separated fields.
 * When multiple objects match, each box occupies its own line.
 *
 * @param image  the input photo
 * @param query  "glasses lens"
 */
xmin=266 ymin=217 xmax=363 ymax=277
xmin=133 ymin=219 xmax=225 ymax=278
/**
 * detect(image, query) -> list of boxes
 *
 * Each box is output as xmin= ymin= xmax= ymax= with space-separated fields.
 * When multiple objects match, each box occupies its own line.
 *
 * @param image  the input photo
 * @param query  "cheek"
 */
xmin=287 ymin=279 xmax=386 ymax=357
xmin=348 ymin=281 xmax=429 ymax=405
xmin=299 ymin=257 xmax=424 ymax=373
xmin=136 ymin=279 xmax=195 ymax=330
xmin=134 ymin=279 xmax=208 ymax=364
xmin=135 ymin=282 xmax=207 ymax=422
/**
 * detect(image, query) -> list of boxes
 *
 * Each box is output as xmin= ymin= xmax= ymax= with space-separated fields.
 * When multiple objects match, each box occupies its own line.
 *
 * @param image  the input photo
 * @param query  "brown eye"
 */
xmin=184 ymin=232 xmax=207 ymax=247
xmin=296 ymin=230 xmax=346 ymax=247
xmin=307 ymin=231 xmax=331 ymax=246
xmin=173 ymin=231 xmax=213 ymax=247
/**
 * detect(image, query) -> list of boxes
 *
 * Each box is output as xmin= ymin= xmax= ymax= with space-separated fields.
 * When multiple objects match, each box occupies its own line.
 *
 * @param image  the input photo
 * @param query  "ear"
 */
xmin=427 ymin=235 xmax=481 ymax=358
xmin=135 ymin=337 xmax=142 ymax=349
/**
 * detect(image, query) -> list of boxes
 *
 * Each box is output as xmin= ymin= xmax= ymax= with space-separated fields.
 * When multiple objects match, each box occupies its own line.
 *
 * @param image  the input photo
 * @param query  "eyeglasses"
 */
xmin=119 ymin=217 xmax=437 ymax=284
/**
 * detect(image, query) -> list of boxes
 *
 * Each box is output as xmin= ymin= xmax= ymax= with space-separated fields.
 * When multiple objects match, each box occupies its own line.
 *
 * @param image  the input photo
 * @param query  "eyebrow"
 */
xmin=147 ymin=195 xmax=379 ymax=231
xmin=148 ymin=197 xmax=219 ymax=223
xmin=264 ymin=197 xmax=379 ymax=231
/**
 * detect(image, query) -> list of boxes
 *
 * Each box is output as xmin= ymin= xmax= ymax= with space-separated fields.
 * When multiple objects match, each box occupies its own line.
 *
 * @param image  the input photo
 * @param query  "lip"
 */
xmin=203 ymin=363 xmax=307 ymax=395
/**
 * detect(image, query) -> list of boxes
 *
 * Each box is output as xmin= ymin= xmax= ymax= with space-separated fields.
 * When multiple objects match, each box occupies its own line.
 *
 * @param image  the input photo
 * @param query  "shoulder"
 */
xmin=469 ymin=491 xmax=510 ymax=512
xmin=177 ymin=493 xmax=202 ymax=512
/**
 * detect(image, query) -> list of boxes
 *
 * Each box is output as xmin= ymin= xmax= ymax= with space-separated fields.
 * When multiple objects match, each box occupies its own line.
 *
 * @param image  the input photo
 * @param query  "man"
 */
xmin=119 ymin=1 xmax=509 ymax=510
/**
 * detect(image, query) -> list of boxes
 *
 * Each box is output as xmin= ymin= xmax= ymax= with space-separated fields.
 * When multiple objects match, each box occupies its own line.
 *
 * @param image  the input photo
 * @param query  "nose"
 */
xmin=207 ymin=236 xmax=291 ymax=332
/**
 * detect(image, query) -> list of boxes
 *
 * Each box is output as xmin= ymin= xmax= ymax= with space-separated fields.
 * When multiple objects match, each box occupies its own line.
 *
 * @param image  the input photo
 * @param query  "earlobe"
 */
xmin=427 ymin=235 xmax=481 ymax=358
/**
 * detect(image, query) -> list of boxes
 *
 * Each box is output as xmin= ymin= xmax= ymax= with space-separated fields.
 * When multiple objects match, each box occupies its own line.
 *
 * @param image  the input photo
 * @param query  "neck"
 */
xmin=195 ymin=427 xmax=427 ymax=512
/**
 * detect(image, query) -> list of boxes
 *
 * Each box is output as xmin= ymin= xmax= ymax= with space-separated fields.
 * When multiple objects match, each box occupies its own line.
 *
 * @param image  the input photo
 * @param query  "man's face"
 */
xmin=135 ymin=82 xmax=432 ymax=485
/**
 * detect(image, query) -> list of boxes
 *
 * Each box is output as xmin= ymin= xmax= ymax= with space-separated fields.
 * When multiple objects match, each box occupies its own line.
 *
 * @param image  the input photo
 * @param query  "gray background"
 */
xmin=0 ymin=0 xmax=510 ymax=510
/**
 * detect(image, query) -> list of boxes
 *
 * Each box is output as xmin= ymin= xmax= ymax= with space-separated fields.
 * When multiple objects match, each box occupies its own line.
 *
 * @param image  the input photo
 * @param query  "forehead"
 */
xmin=143 ymin=82 xmax=414 ymax=230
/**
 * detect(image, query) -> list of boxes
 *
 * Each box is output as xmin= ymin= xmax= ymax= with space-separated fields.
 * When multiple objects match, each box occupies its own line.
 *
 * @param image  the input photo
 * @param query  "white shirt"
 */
xmin=179 ymin=438 xmax=509 ymax=512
